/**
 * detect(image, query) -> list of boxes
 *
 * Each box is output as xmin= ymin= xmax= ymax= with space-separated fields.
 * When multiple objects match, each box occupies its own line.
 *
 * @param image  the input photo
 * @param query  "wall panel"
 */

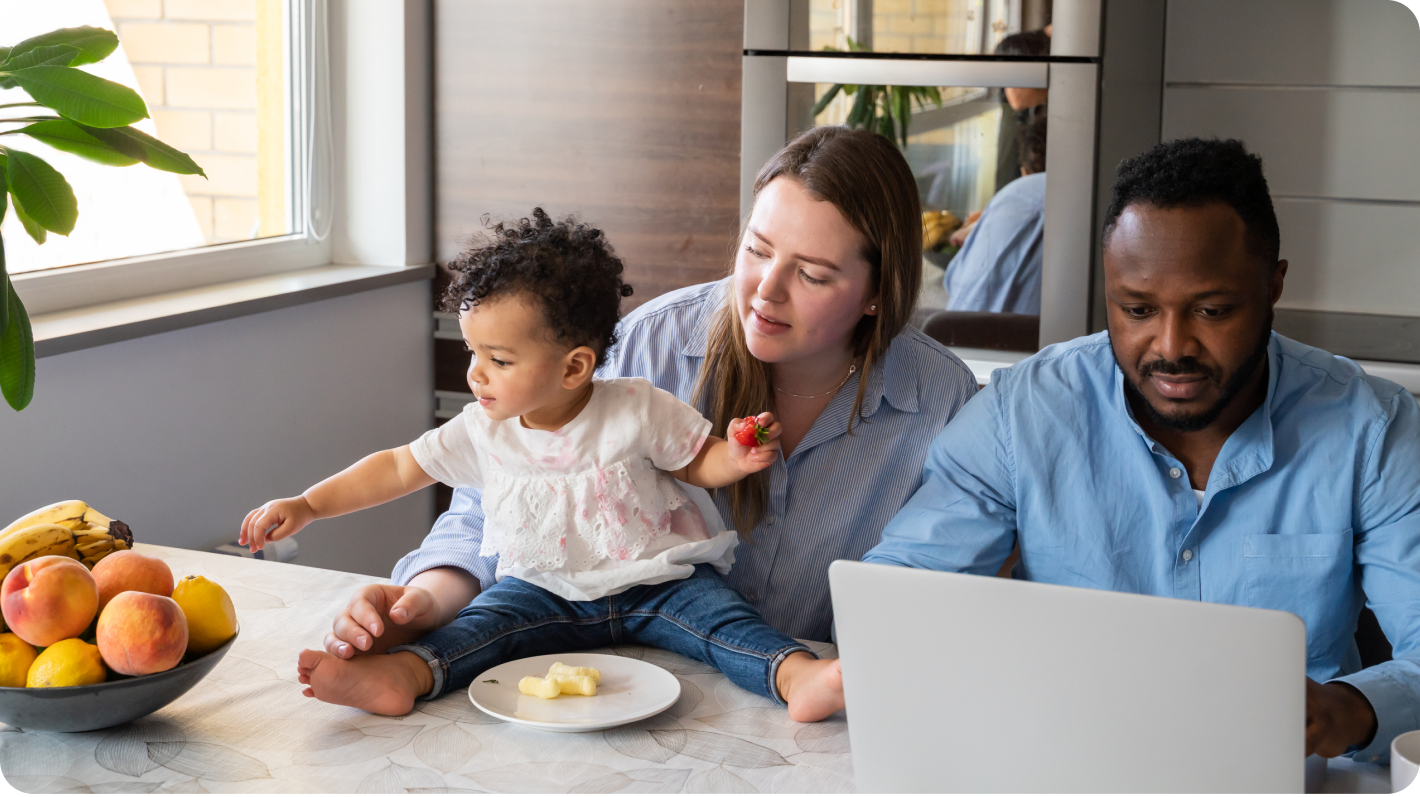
xmin=433 ymin=1 xmax=745 ymax=306
xmin=1274 ymin=198 xmax=1420 ymax=315
xmin=1166 ymin=0 xmax=1420 ymax=86
xmin=1163 ymin=86 xmax=1420 ymax=201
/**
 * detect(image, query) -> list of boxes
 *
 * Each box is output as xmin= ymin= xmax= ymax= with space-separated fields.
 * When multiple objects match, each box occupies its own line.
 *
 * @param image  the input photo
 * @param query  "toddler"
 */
xmin=242 ymin=209 xmax=833 ymax=718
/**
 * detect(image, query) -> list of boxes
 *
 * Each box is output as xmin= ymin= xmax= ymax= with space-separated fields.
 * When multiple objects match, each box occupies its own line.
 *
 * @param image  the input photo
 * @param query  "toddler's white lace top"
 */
xmin=409 ymin=377 xmax=738 ymax=600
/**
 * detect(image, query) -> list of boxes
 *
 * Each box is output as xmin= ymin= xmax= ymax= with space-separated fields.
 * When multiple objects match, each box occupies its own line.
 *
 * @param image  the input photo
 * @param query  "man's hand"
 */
xmin=323 ymin=583 xmax=442 ymax=658
xmin=1306 ymin=678 xmax=1378 ymax=757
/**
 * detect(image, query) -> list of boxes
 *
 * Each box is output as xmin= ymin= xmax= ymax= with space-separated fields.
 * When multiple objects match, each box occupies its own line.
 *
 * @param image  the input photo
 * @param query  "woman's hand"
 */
xmin=240 ymin=497 xmax=316 ymax=553
xmin=728 ymin=412 xmax=783 ymax=475
xmin=323 ymin=583 xmax=443 ymax=658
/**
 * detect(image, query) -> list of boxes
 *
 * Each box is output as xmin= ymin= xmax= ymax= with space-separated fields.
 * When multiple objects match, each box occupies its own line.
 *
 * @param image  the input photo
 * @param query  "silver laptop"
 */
xmin=829 ymin=561 xmax=1306 ymax=793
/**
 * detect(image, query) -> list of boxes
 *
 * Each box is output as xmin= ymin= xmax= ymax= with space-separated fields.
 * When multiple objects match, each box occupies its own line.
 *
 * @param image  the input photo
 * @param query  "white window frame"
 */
xmin=11 ymin=0 xmax=426 ymax=318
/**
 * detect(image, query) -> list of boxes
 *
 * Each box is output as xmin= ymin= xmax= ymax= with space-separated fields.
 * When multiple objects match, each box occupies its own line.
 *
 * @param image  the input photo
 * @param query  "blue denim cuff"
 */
xmin=1330 ymin=667 xmax=1419 ymax=764
xmin=767 ymin=644 xmax=817 ymax=706
xmin=390 ymin=644 xmax=444 ymax=700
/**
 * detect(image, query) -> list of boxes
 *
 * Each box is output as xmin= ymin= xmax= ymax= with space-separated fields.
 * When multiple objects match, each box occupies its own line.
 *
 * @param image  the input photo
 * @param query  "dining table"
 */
xmin=0 ymin=544 xmax=1395 ymax=793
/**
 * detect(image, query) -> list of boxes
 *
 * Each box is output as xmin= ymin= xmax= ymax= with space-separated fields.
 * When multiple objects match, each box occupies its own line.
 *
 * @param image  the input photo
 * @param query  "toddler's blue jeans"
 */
xmin=391 ymin=564 xmax=813 ymax=703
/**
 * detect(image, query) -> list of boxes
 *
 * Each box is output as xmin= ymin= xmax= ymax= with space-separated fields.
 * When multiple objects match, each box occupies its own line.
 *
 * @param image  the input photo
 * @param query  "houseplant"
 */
xmin=0 ymin=26 xmax=205 ymax=411
xmin=809 ymin=38 xmax=944 ymax=147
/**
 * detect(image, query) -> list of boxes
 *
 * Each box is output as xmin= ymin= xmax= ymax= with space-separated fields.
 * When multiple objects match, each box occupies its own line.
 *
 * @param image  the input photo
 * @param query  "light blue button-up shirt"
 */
xmin=944 ymin=172 xmax=1045 ymax=315
xmin=865 ymin=330 xmax=1420 ymax=761
xmin=394 ymin=280 xmax=979 ymax=641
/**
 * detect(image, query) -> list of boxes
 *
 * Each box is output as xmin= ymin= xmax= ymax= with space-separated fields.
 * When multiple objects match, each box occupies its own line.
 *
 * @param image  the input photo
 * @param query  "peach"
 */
xmin=1 ymin=556 xmax=99 ymax=647
xmin=96 ymin=591 xmax=188 ymax=676
xmin=92 ymin=550 xmax=174 ymax=613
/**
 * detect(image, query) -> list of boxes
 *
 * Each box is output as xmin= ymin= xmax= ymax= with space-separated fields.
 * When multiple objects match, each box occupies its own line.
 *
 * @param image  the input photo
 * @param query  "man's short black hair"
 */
xmin=442 ymin=208 xmax=633 ymax=367
xmin=1018 ymin=115 xmax=1047 ymax=175
xmin=995 ymin=30 xmax=1051 ymax=57
xmin=1102 ymin=138 xmax=1280 ymax=265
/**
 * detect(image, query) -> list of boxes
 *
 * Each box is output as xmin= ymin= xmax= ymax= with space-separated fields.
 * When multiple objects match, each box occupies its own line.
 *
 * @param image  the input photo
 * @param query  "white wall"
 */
xmin=1161 ymin=0 xmax=1420 ymax=315
xmin=0 ymin=282 xmax=435 ymax=578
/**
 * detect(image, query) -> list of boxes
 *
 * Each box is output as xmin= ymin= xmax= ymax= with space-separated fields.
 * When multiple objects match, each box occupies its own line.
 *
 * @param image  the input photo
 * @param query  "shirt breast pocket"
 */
xmin=1243 ymin=530 xmax=1354 ymax=661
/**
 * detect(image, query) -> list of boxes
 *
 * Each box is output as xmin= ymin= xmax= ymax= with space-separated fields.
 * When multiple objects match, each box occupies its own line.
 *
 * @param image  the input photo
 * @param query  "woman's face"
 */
xmin=734 ymin=177 xmax=879 ymax=366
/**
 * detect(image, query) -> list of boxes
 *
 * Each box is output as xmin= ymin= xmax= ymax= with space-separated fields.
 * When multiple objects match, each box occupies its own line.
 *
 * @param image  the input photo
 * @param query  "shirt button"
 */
xmin=1182 ymin=549 xmax=1194 ymax=562
xmin=766 ymin=516 xmax=775 ymax=526
xmin=1169 ymin=467 xmax=1182 ymax=479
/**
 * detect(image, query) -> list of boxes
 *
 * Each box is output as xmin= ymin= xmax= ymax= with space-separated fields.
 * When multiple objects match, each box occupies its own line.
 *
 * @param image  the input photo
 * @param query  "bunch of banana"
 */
xmin=922 ymin=209 xmax=963 ymax=253
xmin=0 ymin=501 xmax=135 ymax=578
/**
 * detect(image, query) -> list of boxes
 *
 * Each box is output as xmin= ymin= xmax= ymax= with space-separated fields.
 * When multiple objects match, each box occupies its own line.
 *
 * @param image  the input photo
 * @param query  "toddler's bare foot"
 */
xmin=777 ymin=653 xmax=845 ymax=723
xmin=296 ymin=649 xmax=433 ymax=716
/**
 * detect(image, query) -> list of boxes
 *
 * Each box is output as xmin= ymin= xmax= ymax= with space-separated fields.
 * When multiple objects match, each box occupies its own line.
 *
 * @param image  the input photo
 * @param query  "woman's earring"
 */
xmin=870 ymin=305 xmax=877 ymax=312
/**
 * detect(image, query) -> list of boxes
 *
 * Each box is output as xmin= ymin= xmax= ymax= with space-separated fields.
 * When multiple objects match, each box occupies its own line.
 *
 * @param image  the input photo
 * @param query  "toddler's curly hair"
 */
xmin=443 ymin=208 xmax=634 ymax=366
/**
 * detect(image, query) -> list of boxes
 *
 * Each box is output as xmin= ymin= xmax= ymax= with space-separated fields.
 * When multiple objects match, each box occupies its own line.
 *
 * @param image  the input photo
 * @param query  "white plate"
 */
xmin=467 ymin=653 xmax=681 ymax=733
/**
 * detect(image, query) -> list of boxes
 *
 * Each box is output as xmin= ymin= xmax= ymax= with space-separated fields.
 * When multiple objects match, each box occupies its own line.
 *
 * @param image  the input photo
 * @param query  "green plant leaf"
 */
xmin=0 ymin=47 xmax=10 ymax=63
xmin=74 ymin=123 xmax=205 ymax=176
xmin=0 ymin=206 xmax=8 ymax=335
xmin=18 ymin=120 xmax=139 ymax=166
xmin=6 ymin=26 xmax=119 ymax=67
xmin=5 ymin=66 xmax=147 ymax=128
xmin=6 ymin=148 xmax=76 ymax=235
xmin=2 ymin=44 xmax=81 ymax=71
xmin=894 ymin=87 xmax=912 ymax=146
xmin=0 ymin=282 xmax=35 ymax=411
xmin=9 ymin=193 xmax=48 ymax=245
xmin=0 ymin=45 xmax=81 ymax=88
xmin=810 ymin=84 xmax=843 ymax=119
xmin=847 ymin=84 xmax=872 ymax=128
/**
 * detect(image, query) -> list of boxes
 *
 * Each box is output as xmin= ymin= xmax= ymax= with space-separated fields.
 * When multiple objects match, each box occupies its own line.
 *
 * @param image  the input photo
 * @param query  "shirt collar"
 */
xmin=1112 ymin=332 xmax=1281 ymax=490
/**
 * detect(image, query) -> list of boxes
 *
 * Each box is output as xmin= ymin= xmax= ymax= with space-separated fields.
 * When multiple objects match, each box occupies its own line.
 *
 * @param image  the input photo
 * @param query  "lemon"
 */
xmin=0 ymin=634 xmax=37 ymax=688
xmin=171 ymin=575 xmax=237 ymax=656
xmin=27 ymin=638 xmax=105 ymax=688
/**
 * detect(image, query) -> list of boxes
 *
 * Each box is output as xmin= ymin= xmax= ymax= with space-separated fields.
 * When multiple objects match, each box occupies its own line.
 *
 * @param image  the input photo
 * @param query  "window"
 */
xmin=806 ymin=0 xmax=1053 ymax=56
xmin=1 ymin=0 xmax=330 ymax=314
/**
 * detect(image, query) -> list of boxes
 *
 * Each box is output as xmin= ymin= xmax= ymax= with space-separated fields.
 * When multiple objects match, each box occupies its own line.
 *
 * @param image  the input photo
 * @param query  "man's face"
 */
xmin=1104 ymin=202 xmax=1286 ymax=433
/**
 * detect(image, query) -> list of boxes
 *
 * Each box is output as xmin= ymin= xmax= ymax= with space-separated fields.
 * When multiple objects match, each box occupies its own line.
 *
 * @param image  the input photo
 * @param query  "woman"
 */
xmin=318 ymin=126 xmax=978 ymax=716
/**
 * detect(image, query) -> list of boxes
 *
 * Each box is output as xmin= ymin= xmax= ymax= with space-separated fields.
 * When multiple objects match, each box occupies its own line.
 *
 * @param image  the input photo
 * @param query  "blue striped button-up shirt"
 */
xmin=945 ymin=172 xmax=1046 ymax=315
xmin=392 ymin=279 xmax=978 ymax=641
xmin=865 ymin=331 xmax=1420 ymax=761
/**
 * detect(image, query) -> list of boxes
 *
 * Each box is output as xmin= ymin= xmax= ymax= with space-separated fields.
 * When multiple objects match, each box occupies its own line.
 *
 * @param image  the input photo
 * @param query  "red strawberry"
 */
xmin=734 ymin=416 xmax=769 ymax=447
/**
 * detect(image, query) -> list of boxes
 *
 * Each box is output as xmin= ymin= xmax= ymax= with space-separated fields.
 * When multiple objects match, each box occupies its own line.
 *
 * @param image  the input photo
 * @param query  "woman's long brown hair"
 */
xmin=694 ymin=126 xmax=922 ymax=535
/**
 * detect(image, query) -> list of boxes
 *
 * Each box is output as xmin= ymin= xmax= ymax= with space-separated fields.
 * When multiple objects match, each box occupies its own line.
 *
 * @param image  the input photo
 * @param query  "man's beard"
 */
xmin=1116 ymin=312 xmax=1273 ymax=434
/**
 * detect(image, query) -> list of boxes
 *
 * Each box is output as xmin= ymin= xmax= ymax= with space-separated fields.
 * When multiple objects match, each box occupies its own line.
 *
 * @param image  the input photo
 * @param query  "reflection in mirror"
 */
xmin=787 ymin=20 xmax=1053 ymax=351
xmin=801 ymin=84 xmax=1044 ymax=347
xmin=803 ymin=0 xmax=1053 ymax=57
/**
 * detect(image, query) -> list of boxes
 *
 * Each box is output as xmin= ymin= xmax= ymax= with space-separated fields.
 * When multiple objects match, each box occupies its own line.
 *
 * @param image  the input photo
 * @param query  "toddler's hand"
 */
xmin=727 ymin=412 xmax=782 ymax=474
xmin=324 ymin=584 xmax=440 ymax=658
xmin=240 ymin=496 xmax=316 ymax=553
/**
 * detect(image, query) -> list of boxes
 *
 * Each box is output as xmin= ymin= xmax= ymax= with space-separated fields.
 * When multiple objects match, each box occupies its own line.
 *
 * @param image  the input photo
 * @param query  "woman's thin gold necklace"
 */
xmin=774 ymin=364 xmax=857 ymax=399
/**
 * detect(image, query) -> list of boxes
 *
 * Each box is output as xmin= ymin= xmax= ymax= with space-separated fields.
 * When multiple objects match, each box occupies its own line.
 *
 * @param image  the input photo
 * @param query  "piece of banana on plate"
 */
xmin=518 ymin=676 xmax=562 ymax=699
xmin=554 ymin=674 xmax=597 ymax=696
xmin=548 ymin=662 xmax=602 ymax=684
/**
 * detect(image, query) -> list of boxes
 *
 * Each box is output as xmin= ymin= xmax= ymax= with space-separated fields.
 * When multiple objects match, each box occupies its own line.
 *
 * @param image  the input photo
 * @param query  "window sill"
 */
xmin=33 ymin=262 xmax=434 ymax=358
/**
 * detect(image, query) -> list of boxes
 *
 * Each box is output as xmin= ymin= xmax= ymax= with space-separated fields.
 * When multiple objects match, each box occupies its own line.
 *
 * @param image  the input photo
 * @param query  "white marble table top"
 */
xmin=0 ymin=544 xmax=1393 ymax=793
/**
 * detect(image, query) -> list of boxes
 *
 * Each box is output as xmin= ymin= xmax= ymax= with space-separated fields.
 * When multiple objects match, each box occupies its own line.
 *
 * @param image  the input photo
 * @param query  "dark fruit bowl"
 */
xmin=0 ymin=625 xmax=238 ymax=732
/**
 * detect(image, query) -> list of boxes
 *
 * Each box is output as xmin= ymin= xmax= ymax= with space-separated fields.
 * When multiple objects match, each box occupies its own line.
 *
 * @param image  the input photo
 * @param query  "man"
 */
xmin=992 ymin=29 xmax=1050 ymax=194
xmin=859 ymin=138 xmax=1420 ymax=761
xmin=943 ymin=116 xmax=1046 ymax=314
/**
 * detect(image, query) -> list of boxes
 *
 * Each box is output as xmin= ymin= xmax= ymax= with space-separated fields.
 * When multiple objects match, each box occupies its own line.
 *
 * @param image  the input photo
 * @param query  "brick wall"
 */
xmin=808 ymin=0 xmax=1013 ymax=55
xmin=103 ymin=0 xmax=278 ymax=245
